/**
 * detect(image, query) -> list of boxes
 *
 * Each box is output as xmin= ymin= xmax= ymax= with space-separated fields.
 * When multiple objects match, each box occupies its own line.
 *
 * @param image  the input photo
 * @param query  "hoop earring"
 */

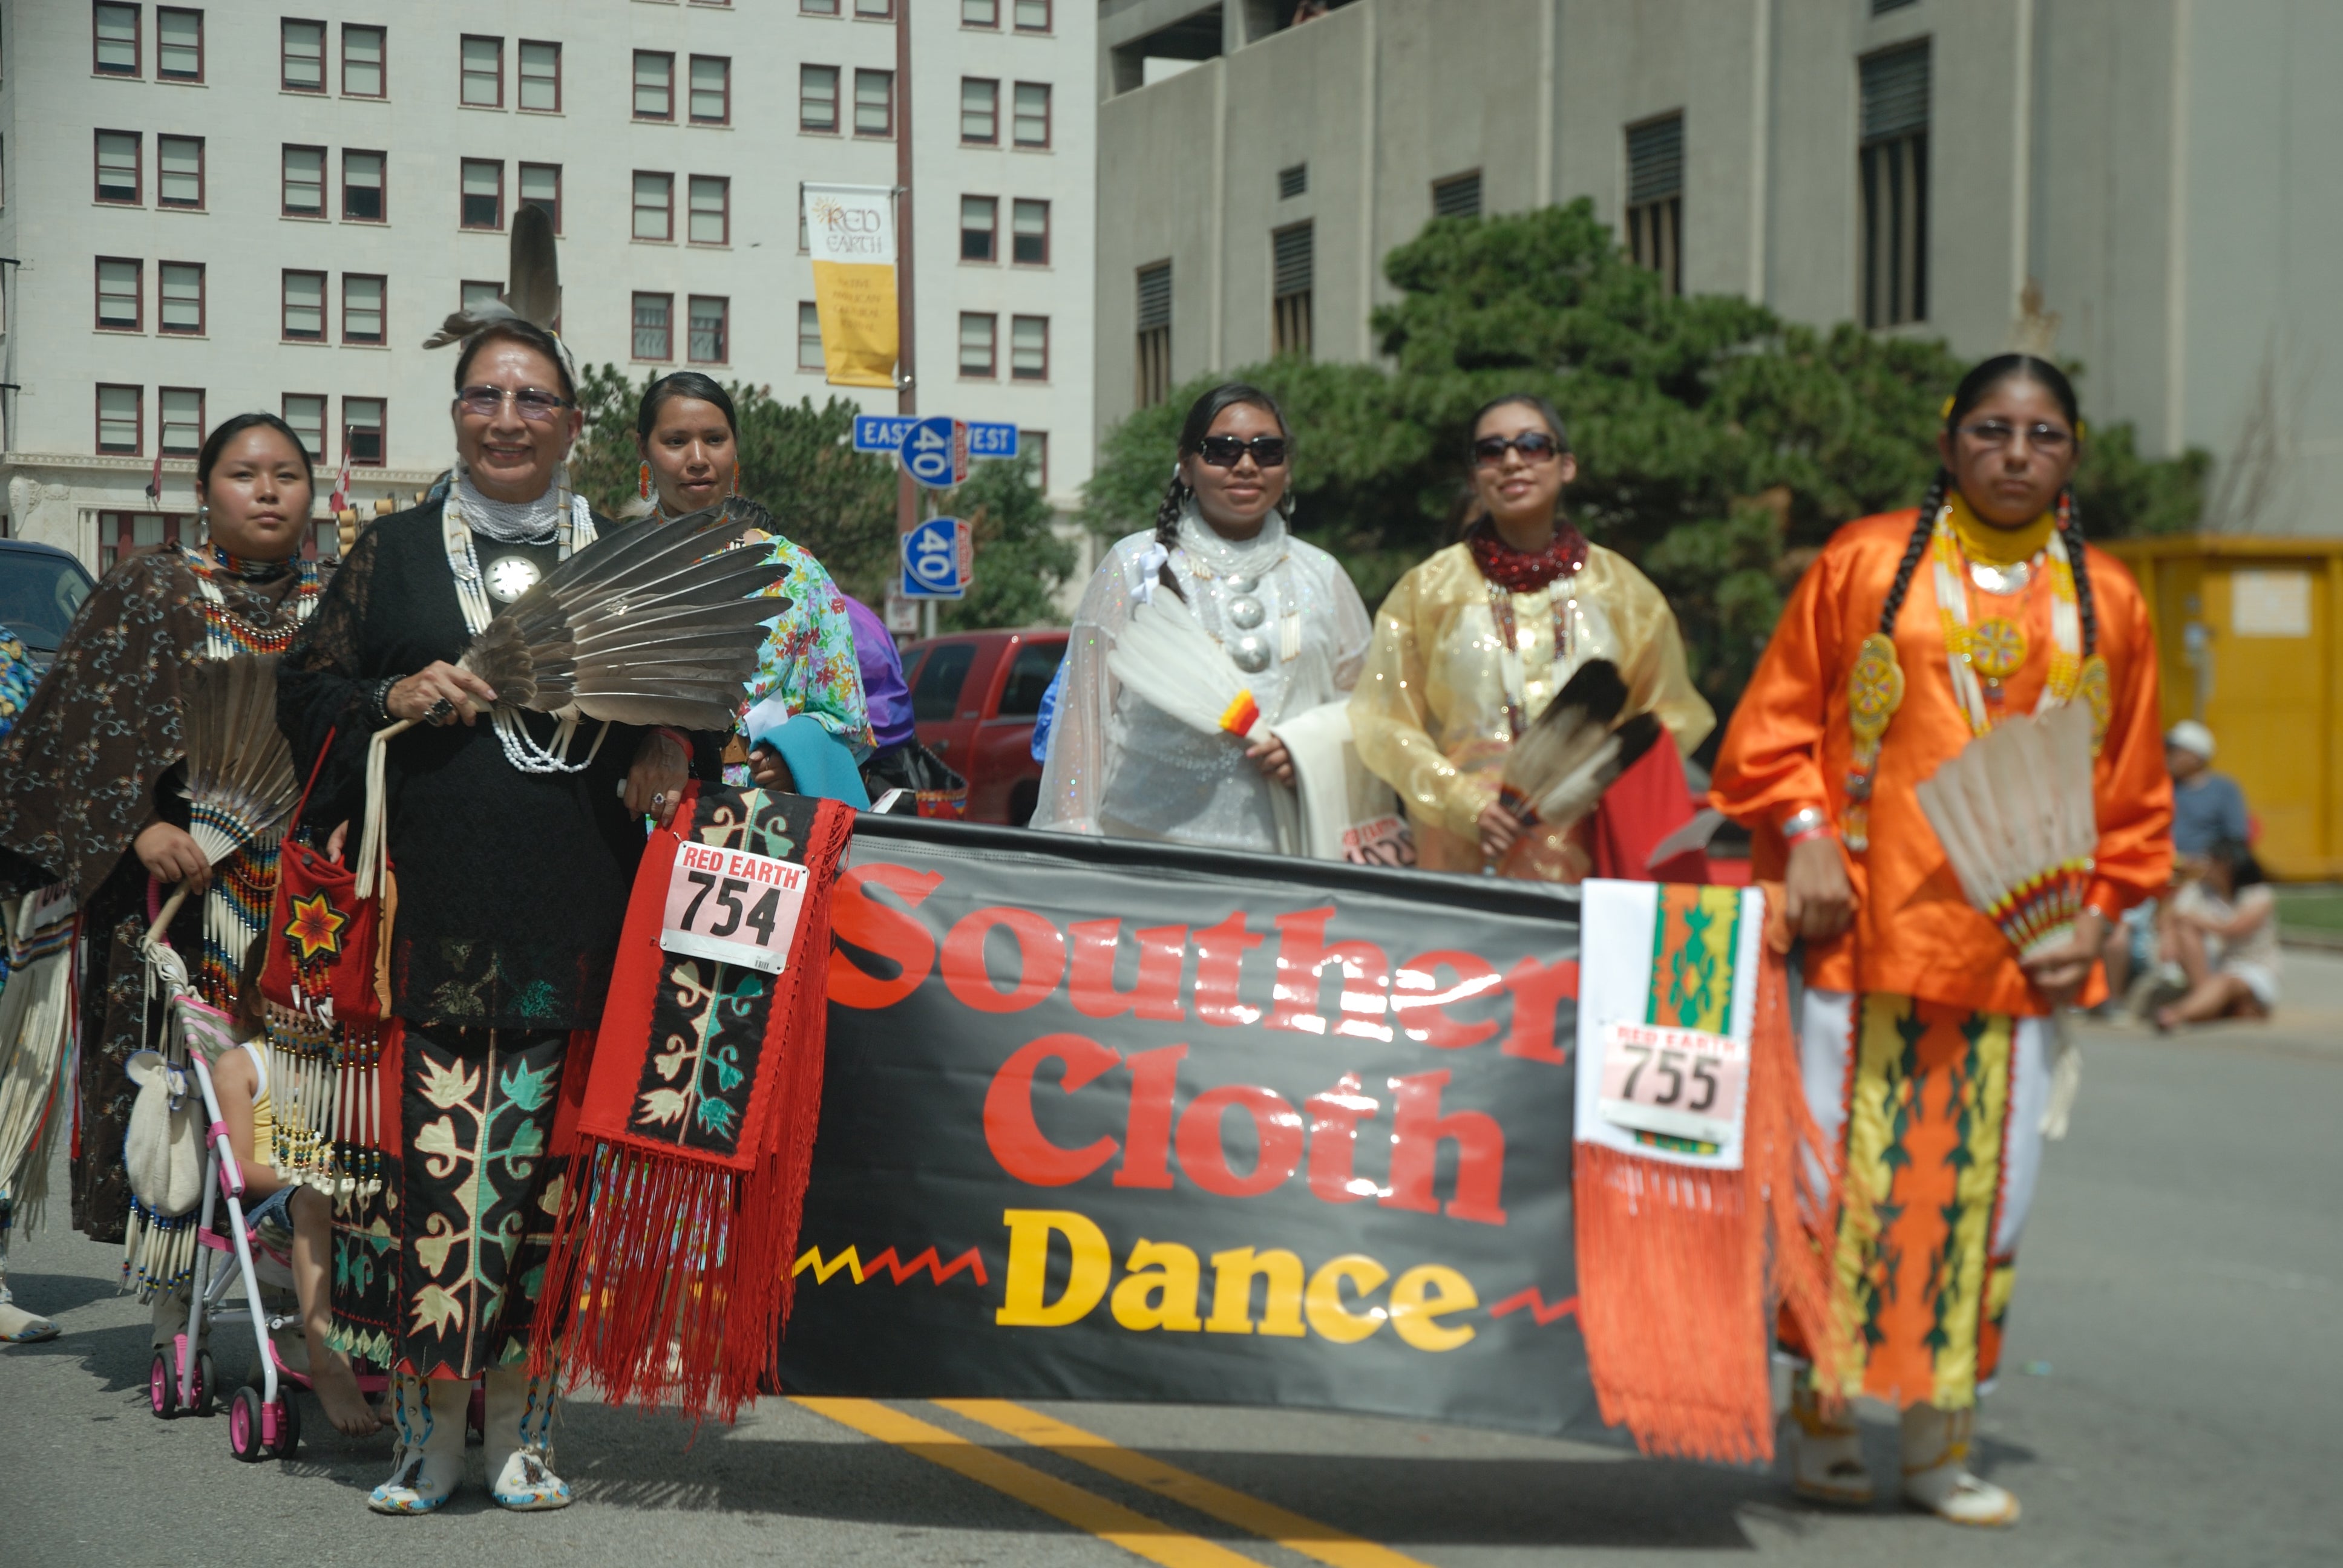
xmin=638 ymin=460 xmax=652 ymax=501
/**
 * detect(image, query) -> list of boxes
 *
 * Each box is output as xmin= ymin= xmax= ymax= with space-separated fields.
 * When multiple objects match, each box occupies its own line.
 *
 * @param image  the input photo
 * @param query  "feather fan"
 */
xmin=1496 ymin=659 xmax=1663 ymax=835
xmin=1913 ymin=697 xmax=2097 ymax=959
xmin=457 ymin=497 xmax=791 ymax=731
xmin=179 ymin=655 xmax=298 ymax=865
xmin=1106 ymin=591 xmax=1274 ymax=743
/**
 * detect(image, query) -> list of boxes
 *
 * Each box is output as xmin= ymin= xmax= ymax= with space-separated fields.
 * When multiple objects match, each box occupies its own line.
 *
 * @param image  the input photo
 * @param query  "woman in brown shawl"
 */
xmin=0 ymin=414 xmax=324 ymax=1268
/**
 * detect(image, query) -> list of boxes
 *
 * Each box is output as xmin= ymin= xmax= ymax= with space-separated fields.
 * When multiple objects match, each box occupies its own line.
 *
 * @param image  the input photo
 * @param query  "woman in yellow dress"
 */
xmin=1351 ymin=394 xmax=1712 ymax=880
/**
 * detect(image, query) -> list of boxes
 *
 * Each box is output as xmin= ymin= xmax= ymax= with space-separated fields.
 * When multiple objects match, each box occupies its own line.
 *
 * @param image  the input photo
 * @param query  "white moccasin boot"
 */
xmin=484 ymin=1364 xmax=571 ymax=1511
xmin=1789 ymin=1384 xmax=1873 ymax=1506
xmin=368 ymin=1372 xmax=467 ymax=1514
xmin=1900 ymin=1403 xmax=2020 ymax=1526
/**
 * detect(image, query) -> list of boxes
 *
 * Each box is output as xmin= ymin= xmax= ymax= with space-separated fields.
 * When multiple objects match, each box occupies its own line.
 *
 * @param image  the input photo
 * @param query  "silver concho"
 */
xmin=1222 ymin=573 xmax=1259 ymax=595
xmin=1230 ymin=634 xmax=1272 ymax=673
xmin=485 ymin=554 xmax=543 ymax=603
xmin=1224 ymin=595 xmax=1267 ymax=630
xmin=1967 ymin=558 xmax=2033 ymax=596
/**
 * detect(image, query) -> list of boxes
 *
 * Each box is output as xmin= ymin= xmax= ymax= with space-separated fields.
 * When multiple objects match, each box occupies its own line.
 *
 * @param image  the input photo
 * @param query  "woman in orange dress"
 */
xmin=1711 ymin=355 xmax=2171 ymax=1526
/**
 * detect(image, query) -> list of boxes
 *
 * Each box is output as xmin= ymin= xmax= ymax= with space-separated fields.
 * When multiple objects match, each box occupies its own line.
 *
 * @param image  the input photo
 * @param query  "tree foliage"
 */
xmin=933 ymin=449 xmax=1080 ymax=632
xmin=1083 ymin=200 xmax=2210 ymax=726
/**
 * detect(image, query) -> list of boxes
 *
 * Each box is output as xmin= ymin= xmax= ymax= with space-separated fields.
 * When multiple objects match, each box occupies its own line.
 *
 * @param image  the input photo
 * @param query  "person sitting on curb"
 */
xmin=2155 ymin=839 xmax=2279 ymax=1030
xmin=2103 ymin=720 xmax=2250 ymax=1009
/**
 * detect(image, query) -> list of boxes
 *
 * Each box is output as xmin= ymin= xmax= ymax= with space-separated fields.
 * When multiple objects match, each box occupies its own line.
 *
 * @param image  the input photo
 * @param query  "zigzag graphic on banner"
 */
xmin=1488 ymin=1288 xmax=1579 ymax=1326
xmin=793 ymin=1244 xmax=991 ymax=1289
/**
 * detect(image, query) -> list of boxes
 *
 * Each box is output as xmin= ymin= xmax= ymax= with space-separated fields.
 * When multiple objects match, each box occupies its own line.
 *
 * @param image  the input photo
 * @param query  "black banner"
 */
xmin=778 ymin=817 xmax=1596 ymax=1436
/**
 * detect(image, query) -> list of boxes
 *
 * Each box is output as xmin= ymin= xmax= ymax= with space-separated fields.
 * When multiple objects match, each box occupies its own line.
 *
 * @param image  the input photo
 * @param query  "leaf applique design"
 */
xmin=503 ymin=1117 xmax=546 ymax=1166
xmin=694 ymin=1095 xmax=739 ymax=1140
xmin=419 ymin=1055 xmax=482 ymax=1111
xmin=500 ymin=1055 xmax=558 ymax=1115
xmin=538 ymin=1171 xmax=566 ymax=1218
xmin=411 ymin=1281 xmax=466 ymax=1336
xmin=414 ymin=1114 xmax=467 ymax=1180
xmin=652 ymin=1033 xmax=692 ymax=1083
xmin=415 ymin=1211 xmax=462 ymax=1276
xmin=636 ymin=1086 xmax=689 ymax=1128
xmin=707 ymin=1044 xmax=746 ymax=1093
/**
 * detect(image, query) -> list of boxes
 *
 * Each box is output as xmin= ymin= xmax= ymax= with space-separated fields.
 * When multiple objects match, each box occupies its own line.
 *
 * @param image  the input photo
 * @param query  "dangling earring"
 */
xmin=638 ymin=460 xmax=652 ymax=501
xmin=730 ymin=460 xmax=741 ymax=498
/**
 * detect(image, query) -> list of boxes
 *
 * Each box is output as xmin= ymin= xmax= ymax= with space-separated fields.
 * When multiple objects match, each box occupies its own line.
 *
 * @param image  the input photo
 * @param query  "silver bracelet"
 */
xmin=1781 ymin=806 xmax=1830 ymax=843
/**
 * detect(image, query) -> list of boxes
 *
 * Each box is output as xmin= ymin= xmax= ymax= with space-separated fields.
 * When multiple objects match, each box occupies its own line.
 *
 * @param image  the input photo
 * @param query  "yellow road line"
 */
xmin=791 ymin=1397 xmax=1266 ymax=1568
xmin=937 ymin=1399 xmax=1437 ymax=1568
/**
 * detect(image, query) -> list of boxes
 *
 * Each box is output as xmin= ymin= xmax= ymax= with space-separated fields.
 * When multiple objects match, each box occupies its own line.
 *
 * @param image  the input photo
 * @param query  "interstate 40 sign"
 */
xmin=854 ymin=414 xmax=1018 ymax=488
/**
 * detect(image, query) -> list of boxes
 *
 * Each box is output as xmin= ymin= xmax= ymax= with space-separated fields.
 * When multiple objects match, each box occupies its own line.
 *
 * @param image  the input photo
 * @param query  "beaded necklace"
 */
xmin=180 ymin=543 xmax=322 ymax=659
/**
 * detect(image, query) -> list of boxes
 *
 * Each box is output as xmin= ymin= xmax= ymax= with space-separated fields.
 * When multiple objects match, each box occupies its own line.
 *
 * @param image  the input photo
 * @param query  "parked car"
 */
xmin=900 ymin=627 xmax=1067 ymax=826
xmin=0 ymin=538 xmax=96 ymax=678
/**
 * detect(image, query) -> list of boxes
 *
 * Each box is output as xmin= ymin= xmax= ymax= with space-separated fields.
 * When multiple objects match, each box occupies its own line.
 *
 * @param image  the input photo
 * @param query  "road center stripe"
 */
xmin=937 ymin=1399 xmax=1438 ymax=1568
xmin=791 ymin=1397 xmax=1267 ymax=1568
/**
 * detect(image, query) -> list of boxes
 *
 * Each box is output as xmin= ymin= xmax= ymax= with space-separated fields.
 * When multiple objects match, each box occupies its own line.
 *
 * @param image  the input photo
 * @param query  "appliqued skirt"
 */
xmin=1791 ymin=989 xmax=2053 ymax=1411
xmin=367 ymin=1025 xmax=570 ymax=1380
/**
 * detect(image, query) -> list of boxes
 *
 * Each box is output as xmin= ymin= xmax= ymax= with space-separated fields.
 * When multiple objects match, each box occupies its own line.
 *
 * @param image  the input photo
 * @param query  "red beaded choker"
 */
xmin=1466 ymin=518 xmax=1588 ymax=593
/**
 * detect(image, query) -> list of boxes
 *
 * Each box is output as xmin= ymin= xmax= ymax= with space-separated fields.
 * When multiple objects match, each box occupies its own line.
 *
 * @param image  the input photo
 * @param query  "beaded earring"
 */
xmin=731 ymin=460 xmax=741 ymax=498
xmin=638 ymin=460 xmax=652 ymax=500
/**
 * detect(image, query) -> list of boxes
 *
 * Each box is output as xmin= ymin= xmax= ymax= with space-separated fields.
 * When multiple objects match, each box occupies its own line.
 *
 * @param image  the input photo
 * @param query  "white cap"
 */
xmin=2165 ymin=720 xmax=2215 ymax=761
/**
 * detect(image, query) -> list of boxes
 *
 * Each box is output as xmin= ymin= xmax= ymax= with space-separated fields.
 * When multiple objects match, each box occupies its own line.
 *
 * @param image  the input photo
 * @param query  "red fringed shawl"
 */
xmin=531 ymin=786 xmax=855 ymax=1423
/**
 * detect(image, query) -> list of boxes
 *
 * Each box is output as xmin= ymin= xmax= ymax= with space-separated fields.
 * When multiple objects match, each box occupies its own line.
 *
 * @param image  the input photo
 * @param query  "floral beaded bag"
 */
xmin=257 ymin=727 xmax=388 ymax=1027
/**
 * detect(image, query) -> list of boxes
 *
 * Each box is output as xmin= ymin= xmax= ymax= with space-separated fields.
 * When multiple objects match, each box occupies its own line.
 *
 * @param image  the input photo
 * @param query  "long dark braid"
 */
xmin=1150 ymin=470 xmax=1190 ymax=603
xmin=1878 ymin=468 xmax=1948 ymax=638
xmin=2057 ymin=484 xmax=2097 ymax=656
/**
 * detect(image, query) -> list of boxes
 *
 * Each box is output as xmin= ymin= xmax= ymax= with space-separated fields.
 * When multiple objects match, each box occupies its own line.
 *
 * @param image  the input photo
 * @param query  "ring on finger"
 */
xmin=425 ymin=696 xmax=456 ymax=725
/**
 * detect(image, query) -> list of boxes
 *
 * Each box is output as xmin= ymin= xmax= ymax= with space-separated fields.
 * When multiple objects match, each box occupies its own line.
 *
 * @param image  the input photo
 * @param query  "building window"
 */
xmin=1021 ymin=430 xmax=1048 ymax=489
xmin=1273 ymin=222 xmax=1313 ymax=359
xmin=282 ymin=270 xmax=326 ymax=341
xmin=855 ymin=69 xmax=894 ymax=137
xmin=961 ymin=78 xmax=998 ymax=143
xmin=160 ymin=387 xmax=204 ymax=457
xmin=283 ymin=145 xmax=326 ymax=217
xmin=1624 ymin=116 xmax=1682 ymax=296
xmin=1432 ymin=169 xmax=1483 ymax=220
xmin=1015 ymin=0 xmax=1052 ymax=31
xmin=798 ymin=301 xmax=824 ymax=370
xmin=158 ymin=135 xmax=203 ymax=208
xmin=633 ymin=172 xmax=673 ymax=241
xmin=283 ymin=394 xmax=326 ymax=460
xmin=342 ymin=24 xmax=385 ymax=97
xmin=158 ymin=8 xmax=203 ymax=81
xmin=1872 ymin=0 xmax=1921 ymax=10
xmin=633 ymin=292 xmax=673 ymax=360
xmin=856 ymin=0 xmax=894 ymax=16
xmin=460 ymin=159 xmax=503 ymax=229
xmin=690 ymin=55 xmax=730 ymax=123
xmin=1136 ymin=261 xmax=1172 ymax=410
xmin=461 ymin=281 xmax=505 ymax=315
xmin=460 ymin=35 xmax=502 ymax=107
xmin=519 ymin=163 xmax=560 ymax=231
xmin=688 ymin=175 xmax=729 ymax=245
xmin=96 ymin=130 xmax=141 ymax=204
xmin=517 ymin=39 xmax=559 ymax=112
xmin=100 ymin=512 xmax=189 ymax=570
xmin=635 ymin=51 xmax=675 ymax=120
xmin=96 ymin=258 xmax=143 ymax=332
xmin=159 ymin=261 xmax=204 ymax=335
xmin=964 ymin=0 xmax=998 ymax=25
xmin=1011 ymin=316 xmax=1048 ymax=381
xmin=1279 ymin=163 xmax=1308 ymax=200
xmin=801 ymin=65 xmax=839 ymax=132
xmin=97 ymin=385 xmax=143 ymax=455
xmin=343 ymin=149 xmax=386 ymax=221
xmin=688 ymin=296 xmax=728 ymax=364
xmin=1861 ymin=42 xmax=1930 ymax=328
xmin=959 ymin=313 xmax=997 ymax=377
xmin=802 ymin=0 xmax=839 ymax=13
xmin=1012 ymin=199 xmax=1050 ymax=264
xmin=960 ymin=196 xmax=997 ymax=262
xmin=344 ymin=397 xmax=385 ymax=466
xmin=1012 ymin=82 xmax=1052 ymax=147
xmin=281 ymin=18 xmax=324 ymax=91
xmin=342 ymin=273 xmax=385 ymax=344
xmin=95 ymin=3 xmax=141 ymax=76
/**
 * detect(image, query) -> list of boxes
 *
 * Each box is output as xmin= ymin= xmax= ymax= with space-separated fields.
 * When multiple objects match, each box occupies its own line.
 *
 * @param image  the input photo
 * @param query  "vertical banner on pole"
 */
xmin=804 ymin=182 xmax=900 ymax=390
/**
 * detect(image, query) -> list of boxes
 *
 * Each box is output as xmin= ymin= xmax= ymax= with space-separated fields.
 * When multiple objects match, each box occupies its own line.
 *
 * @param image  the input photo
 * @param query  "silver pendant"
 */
xmin=1224 ymin=594 xmax=1267 ymax=630
xmin=1222 ymin=573 xmax=1259 ymax=595
xmin=485 ymin=554 xmax=543 ymax=603
xmin=1968 ymin=558 xmax=2033 ymax=596
xmin=1229 ymin=633 xmax=1271 ymax=673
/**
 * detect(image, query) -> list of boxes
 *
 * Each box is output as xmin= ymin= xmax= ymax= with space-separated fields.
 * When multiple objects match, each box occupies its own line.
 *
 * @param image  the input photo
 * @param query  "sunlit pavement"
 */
xmin=7 ymin=959 xmax=2337 ymax=1568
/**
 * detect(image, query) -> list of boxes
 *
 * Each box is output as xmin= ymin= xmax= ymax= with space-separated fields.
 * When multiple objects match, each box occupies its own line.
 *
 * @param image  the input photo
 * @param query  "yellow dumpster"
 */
xmin=2099 ymin=535 xmax=2343 ymax=880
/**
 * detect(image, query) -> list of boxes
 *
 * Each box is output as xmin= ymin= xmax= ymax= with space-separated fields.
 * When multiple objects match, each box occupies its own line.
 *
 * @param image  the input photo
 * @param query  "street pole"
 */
xmin=894 ymin=5 xmax=917 ymax=544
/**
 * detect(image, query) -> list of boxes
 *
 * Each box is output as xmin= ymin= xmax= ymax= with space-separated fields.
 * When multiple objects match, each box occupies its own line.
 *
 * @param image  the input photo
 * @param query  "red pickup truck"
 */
xmin=900 ymin=628 xmax=1066 ymax=826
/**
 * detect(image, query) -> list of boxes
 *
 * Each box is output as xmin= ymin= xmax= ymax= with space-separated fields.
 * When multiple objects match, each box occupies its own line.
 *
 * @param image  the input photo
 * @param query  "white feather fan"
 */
xmin=1106 ymin=591 xmax=1275 ymax=743
xmin=179 ymin=655 xmax=298 ymax=866
xmin=1913 ymin=697 xmax=2097 ymax=959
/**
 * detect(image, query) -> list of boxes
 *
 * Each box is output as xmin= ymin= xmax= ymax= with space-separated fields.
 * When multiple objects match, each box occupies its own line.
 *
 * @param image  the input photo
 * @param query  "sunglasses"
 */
xmin=1195 ymin=434 xmax=1289 ymax=469
xmin=1472 ymin=431 xmax=1564 ymax=467
xmin=456 ymin=384 xmax=573 ymax=423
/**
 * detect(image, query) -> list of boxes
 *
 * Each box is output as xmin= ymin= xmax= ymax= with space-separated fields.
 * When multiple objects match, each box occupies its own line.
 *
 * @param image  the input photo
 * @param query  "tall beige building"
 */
xmin=1095 ymin=0 xmax=2342 ymax=536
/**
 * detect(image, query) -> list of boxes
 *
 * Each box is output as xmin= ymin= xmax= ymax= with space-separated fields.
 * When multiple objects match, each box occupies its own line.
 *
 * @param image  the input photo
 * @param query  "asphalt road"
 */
xmin=7 ymin=958 xmax=2339 ymax=1568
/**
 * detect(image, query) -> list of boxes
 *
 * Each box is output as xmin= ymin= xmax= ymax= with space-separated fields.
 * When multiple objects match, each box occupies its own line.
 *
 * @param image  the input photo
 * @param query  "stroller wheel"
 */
xmin=191 ymin=1350 xmax=218 ymax=1418
xmin=149 ymin=1351 xmax=179 ymax=1419
xmin=229 ymin=1387 xmax=267 ymax=1462
xmin=269 ymin=1389 xmax=303 ymax=1460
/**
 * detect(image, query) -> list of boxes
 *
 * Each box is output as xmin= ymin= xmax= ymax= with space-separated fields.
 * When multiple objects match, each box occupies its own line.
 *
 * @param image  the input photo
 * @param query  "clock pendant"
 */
xmin=485 ymin=554 xmax=542 ymax=603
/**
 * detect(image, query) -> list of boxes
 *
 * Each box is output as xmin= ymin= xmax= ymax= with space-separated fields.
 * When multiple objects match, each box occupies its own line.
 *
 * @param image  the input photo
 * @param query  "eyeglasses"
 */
xmin=1956 ymin=419 xmax=2074 ymax=454
xmin=1472 ymin=431 xmax=1564 ymax=467
xmin=1195 ymin=434 xmax=1289 ymax=469
xmin=456 ymin=384 xmax=572 ymax=423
